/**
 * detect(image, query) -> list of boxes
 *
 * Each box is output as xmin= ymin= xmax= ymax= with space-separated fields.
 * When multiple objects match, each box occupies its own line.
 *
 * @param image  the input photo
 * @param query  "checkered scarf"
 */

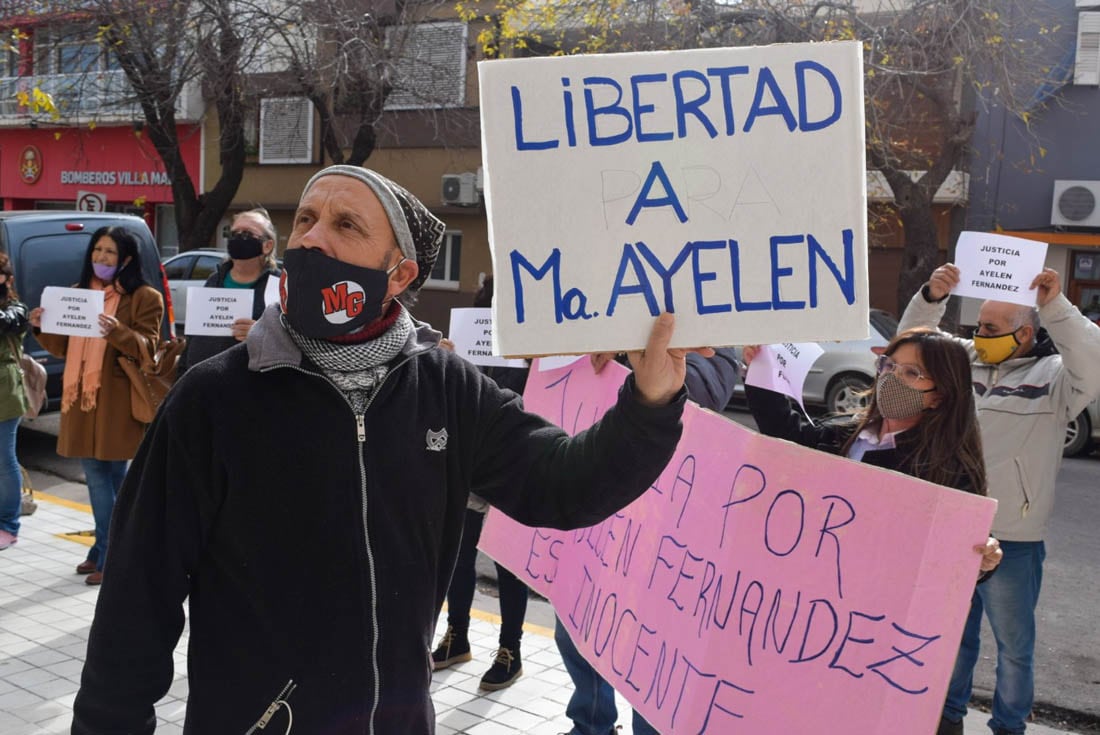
xmin=282 ymin=307 xmax=413 ymax=402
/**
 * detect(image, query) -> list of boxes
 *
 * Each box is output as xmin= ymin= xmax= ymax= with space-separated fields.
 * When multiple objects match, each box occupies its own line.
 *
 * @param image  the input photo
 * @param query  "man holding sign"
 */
xmin=71 ymin=165 xmax=704 ymax=735
xmin=901 ymin=263 xmax=1100 ymax=735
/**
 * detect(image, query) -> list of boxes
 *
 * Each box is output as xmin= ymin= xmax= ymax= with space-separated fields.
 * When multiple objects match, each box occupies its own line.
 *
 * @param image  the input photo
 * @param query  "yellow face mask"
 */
xmin=972 ymin=329 xmax=1021 ymax=364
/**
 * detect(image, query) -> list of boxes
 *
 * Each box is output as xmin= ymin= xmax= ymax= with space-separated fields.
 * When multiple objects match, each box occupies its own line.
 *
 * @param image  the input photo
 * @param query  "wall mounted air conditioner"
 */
xmin=441 ymin=173 xmax=479 ymax=206
xmin=1051 ymin=180 xmax=1100 ymax=227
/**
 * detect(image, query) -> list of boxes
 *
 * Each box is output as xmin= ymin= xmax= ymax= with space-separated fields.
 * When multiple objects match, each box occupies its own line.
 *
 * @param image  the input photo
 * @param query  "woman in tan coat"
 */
xmin=30 ymin=226 xmax=163 ymax=585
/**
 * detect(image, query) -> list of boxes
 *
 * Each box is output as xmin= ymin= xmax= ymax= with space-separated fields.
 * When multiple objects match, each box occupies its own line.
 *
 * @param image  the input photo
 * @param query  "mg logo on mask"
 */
xmin=321 ymin=280 xmax=366 ymax=324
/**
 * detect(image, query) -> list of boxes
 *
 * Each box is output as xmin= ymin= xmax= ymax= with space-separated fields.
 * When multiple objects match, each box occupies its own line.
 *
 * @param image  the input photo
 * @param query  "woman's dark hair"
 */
xmin=0 ymin=252 xmax=18 ymax=302
xmin=841 ymin=327 xmax=987 ymax=494
xmin=79 ymin=226 xmax=148 ymax=294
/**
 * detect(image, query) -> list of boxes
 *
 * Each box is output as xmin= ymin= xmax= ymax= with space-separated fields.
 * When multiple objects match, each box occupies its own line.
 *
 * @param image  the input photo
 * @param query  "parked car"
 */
xmin=0 ymin=211 xmax=174 ymax=412
xmin=728 ymin=309 xmax=899 ymax=414
xmin=1064 ymin=398 xmax=1100 ymax=457
xmin=162 ymin=248 xmax=227 ymax=329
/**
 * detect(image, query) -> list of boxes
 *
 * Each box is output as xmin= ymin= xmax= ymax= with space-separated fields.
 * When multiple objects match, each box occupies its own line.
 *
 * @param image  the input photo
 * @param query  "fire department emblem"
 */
xmin=19 ymin=146 xmax=42 ymax=185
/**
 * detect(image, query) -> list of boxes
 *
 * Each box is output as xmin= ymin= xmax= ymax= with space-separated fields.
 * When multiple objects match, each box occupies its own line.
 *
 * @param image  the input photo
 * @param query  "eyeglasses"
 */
xmin=875 ymin=355 xmax=932 ymax=385
xmin=229 ymin=230 xmax=265 ymax=241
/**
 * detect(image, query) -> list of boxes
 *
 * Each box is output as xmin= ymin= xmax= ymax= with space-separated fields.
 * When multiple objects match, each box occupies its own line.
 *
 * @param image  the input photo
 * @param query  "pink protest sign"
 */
xmin=480 ymin=358 xmax=996 ymax=735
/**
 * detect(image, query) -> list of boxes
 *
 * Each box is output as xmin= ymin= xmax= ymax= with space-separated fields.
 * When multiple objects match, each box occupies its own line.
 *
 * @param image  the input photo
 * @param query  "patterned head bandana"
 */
xmin=301 ymin=165 xmax=447 ymax=293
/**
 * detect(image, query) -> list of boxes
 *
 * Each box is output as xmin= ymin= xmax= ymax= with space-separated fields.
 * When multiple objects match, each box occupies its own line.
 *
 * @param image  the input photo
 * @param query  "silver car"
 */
xmin=730 ymin=309 xmax=899 ymax=414
xmin=1065 ymin=398 xmax=1100 ymax=457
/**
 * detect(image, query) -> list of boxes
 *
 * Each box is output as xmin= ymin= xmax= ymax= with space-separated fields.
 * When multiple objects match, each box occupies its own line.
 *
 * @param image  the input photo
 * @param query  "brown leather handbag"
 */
xmin=118 ymin=337 xmax=187 ymax=424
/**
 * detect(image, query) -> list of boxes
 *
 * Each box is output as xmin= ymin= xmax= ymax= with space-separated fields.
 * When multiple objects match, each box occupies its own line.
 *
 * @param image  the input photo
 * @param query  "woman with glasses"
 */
xmin=743 ymin=327 xmax=1002 ymax=575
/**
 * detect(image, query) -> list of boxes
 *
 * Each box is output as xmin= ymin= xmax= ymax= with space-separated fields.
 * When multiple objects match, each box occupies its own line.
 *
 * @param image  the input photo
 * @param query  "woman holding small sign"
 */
xmin=743 ymin=327 xmax=1003 ymax=577
xmin=29 ymin=226 xmax=164 ymax=585
xmin=179 ymin=208 xmax=281 ymax=373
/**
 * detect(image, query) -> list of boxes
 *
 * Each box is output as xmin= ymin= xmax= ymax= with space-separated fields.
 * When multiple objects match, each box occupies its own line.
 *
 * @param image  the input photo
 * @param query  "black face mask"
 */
xmin=227 ymin=232 xmax=266 ymax=260
xmin=280 ymin=248 xmax=403 ymax=338
xmin=0 ymin=283 xmax=8 ymax=301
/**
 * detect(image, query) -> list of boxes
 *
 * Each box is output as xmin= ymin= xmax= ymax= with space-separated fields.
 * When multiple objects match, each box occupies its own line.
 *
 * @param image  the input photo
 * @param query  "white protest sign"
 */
xmin=40 ymin=286 xmax=105 ymax=338
xmin=480 ymin=41 xmax=869 ymax=357
xmin=953 ymin=232 xmax=1047 ymax=306
xmin=263 ymin=272 xmax=281 ymax=307
xmin=184 ymin=288 xmax=252 ymax=336
xmin=745 ymin=342 xmax=825 ymax=411
xmin=448 ymin=308 xmax=527 ymax=368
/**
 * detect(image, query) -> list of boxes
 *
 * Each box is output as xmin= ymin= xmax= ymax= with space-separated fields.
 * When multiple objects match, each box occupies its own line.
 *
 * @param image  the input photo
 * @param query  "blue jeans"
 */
xmin=944 ymin=540 xmax=1045 ymax=734
xmin=555 ymin=617 xmax=658 ymax=735
xmin=81 ymin=458 xmax=128 ymax=572
xmin=0 ymin=416 xmax=21 ymax=535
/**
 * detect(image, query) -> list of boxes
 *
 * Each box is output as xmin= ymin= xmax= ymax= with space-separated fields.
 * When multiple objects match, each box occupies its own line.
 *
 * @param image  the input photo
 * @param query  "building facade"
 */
xmin=0 ymin=18 xmax=203 ymax=252
xmin=964 ymin=0 xmax=1100 ymax=324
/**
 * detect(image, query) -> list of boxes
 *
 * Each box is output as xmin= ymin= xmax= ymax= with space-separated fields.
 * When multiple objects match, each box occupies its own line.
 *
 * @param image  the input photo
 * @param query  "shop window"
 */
xmin=1074 ymin=252 xmax=1100 ymax=281
xmin=426 ymin=231 xmax=462 ymax=290
xmin=384 ymin=22 xmax=467 ymax=110
xmin=259 ymin=97 xmax=313 ymax=164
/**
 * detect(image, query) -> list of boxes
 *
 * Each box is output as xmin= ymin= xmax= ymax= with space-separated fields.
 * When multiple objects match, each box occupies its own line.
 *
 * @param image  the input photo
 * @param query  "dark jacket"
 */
xmin=72 ymin=305 xmax=686 ymax=735
xmin=685 ymin=348 xmax=740 ymax=413
xmin=178 ymin=261 xmax=280 ymax=373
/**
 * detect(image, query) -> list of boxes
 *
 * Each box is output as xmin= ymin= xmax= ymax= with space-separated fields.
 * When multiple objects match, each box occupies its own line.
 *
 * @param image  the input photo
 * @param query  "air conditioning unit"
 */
xmin=1051 ymin=180 xmax=1100 ymax=227
xmin=441 ymin=173 xmax=479 ymax=206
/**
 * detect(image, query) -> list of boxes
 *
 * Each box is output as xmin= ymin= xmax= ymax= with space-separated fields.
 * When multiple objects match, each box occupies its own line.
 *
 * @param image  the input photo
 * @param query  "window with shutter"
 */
xmin=385 ymin=22 xmax=467 ymax=110
xmin=259 ymin=97 xmax=314 ymax=164
xmin=1076 ymin=12 xmax=1100 ymax=86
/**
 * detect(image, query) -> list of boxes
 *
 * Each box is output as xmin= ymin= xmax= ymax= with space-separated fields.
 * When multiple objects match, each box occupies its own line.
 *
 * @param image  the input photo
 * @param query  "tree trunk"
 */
xmin=896 ymin=198 xmax=941 ymax=318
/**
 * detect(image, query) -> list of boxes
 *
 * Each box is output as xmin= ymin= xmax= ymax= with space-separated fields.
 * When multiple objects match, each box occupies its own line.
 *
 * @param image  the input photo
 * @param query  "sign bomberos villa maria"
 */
xmin=1 ymin=126 xmax=200 ymax=206
xmin=479 ymin=41 xmax=869 ymax=356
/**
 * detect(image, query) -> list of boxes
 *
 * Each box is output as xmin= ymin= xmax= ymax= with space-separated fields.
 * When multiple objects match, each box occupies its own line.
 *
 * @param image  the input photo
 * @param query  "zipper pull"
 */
xmin=356 ymin=414 xmax=366 ymax=442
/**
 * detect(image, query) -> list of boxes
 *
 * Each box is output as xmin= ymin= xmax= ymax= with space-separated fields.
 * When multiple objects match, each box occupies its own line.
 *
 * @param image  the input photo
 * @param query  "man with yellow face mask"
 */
xmin=899 ymin=263 xmax=1100 ymax=735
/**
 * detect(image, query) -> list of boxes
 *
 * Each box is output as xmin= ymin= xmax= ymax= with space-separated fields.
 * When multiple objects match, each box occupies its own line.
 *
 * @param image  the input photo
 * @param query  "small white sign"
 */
xmin=745 ymin=341 xmax=825 ymax=412
xmin=39 ymin=286 xmax=105 ymax=337
xmin=448 ymin=308 xmax=527 ymax=368
xmin=953 ymin=232 xmax=1048 ymax=306
xmin=185 ymin=287 xmax=252 ymax=336
xmin=263 ymin=272 xmax=281 ymax=307
xmin=76 ymin=190 xmax=107 ymax=212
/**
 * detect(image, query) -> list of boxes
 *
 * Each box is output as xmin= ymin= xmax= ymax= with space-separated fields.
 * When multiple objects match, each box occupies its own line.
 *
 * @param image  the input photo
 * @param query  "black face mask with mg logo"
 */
xmin=281 ymin=248 xmax=398 ymax=338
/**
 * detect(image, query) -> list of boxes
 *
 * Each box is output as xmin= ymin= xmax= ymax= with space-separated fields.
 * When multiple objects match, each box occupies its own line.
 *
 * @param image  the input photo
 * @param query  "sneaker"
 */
xmin=936 ymin=716 xmax=963 ymax=735
xmin=431 ymin=626 xmax=471 ymax=670
xmin=479 ymin=646 xmax=522 ymax=691
xmin=0 ymin=530 xmax=16 ymax=550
